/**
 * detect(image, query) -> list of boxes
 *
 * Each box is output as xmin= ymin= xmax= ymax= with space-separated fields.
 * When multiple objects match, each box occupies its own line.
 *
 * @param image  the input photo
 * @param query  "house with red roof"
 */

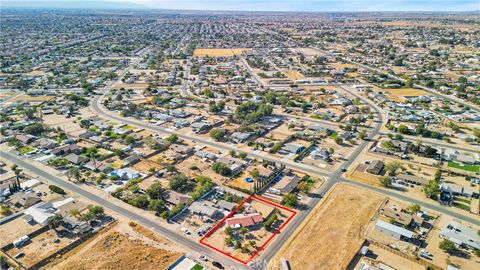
xmin=226 ymin=213 xmax=263 ymax=229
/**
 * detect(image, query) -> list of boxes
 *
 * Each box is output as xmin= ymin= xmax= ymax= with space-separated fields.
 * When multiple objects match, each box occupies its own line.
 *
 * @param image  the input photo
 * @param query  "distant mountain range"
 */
xmin=1 ymin=1 xmax=147 ymax=10
xmin=2 ymin=0 xmax=479 ymax=12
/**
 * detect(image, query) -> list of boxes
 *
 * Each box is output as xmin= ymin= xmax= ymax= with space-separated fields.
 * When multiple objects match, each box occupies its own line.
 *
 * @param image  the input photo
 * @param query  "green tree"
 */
xmin=79 ymin=119 xmax=91 ymax=129
xmin=165 ymin=134 xmax=178 ymax=143
xmin=169 ymin=173 xmax=189 ymax=191
xmin=407 ymin=204 xmax=421 ymax=214
xmin=225 ymin=237 xmax=234 ymax=247
xmin=148 ymin=199 xmax=165 ymax=213
xmin=379 ymin=176 xmax=392 ymax=188
xmin=397 ymin=125 xmax=410 ymax=134
xmin=69 ymin=167 xmax=81 ymax=182
xmin=240 ymin=227 xmax=248 ymax=237
xmin=146 ymin=181 xmax=164 ymax=199
xmin=209 ymin=128 xmax=226 ymax=141
xmin=0 ymin=205 xmax=13 ymax=216
xmin=385 ymin=161 xmax=403 ymax=176
xmin=334 ymin=137 xmax=343 ymax=145
xmin=212 ymin=162 xmax=231 ymax=176
xmin=474 ymin=248 xmax=480 ymax=257
xmin=48 ymin=215 xmax=63 ymax=230
xmin=434 ymin=169 xmax=442 ymax=182
xmin=225 ymin=226 xmax=233 ymax=237
xmin=359 ymin=130 xmax=368 ymax=140
xmin=282 ymin=194 xmax=298 ymax=208
xmin=24 ymin=123 xmax=45 ymax=135
xmin=238 ymin=152 xmax=248 ymax=159
xmin=473 ymin=128 xmax=480 ymax=141
xmin=49 ymin=185 xmax=66 ymax=195
xmin=249 ymin=169 xmax=259 ymax=180
xmin=88 ymin=205 xmax=104 ymax=216
xmin=130 ymin=195 xmax=149 ymax=208
xmin=423 ymin=180 xmax=440 ymax=199
xmin=124 ymin=135 xmax=135 ymax=145
xmin=439 ymin=239 xmax=456 ymax=254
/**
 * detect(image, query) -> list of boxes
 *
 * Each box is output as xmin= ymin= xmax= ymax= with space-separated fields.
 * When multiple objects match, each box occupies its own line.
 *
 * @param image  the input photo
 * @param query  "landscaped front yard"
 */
xmin=448 ymin=161 xmax=480 ymax=173
xmin=17 ymin=145 xmax=35 ymax=154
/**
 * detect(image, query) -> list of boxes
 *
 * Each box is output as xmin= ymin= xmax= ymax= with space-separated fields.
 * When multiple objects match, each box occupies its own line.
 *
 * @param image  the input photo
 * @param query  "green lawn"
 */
xmin=122 ymin=125 xmax=135 ymax=130
xmin=453 ymin=202 xmax=471 ymax=212
xmin=448 ymin=162 xmax=480 ymax=173
xmin=329 ymin=132 xmax=338 ymax=138
xmin=17 ymin=145 xmax=34 ymax=154
xmin=310 ymin=114 xmax=325 ymax=120
xmin=454 ymin=197 xmax=471 ymax=204
xmin=191 ymin=264 xmax=204 ymax=270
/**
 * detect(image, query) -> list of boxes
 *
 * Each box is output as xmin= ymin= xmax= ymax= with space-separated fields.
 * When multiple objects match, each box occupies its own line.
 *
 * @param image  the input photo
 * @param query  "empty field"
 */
xmin=283 ymin=70 xmax=304 ymax=80
xmin=193 ymin=48 xmax=251 ymax=57
xmin=270 ymin=183 xmax=385 ymax=270
xmin=384 ymin=88 xmax=431 ymax=99
xmin=47 ymin=223 xmax=181 ymax=270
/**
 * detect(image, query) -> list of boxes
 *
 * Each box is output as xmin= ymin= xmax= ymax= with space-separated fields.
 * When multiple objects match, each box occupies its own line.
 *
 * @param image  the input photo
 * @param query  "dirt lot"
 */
xmin=283 ymin=69 xmax=304 ymax=80
xmin=131 ymin=159 xmax=162 ymax=174
xmin=113 ymin=83 xmax=148 ymax=90
xmin=346 ymin=163 xmax=382 ymax=187
xmin=362 ymin=245 xmax=424 ymax=270
xmin=42 ymin=106 xmax=98 ymax=137
xmin=270 ymin=183 xmax=385 ymax=270
xmin=0 ymin=217 xmax=41 ymax=247
xmin=45 ymin=222 xmax=181 ymax=270
xmin=8 ymin=229 xmax=75 ymax=269
xmin=384 ymin=88 xmax=431 ymax=102
xmin=193 ymin=48 xmax=251 ymax=57
xmin=289 ymin=48 xmax=325 ymax=57
xmin=9 ymin=94 xmax=55 ymax=102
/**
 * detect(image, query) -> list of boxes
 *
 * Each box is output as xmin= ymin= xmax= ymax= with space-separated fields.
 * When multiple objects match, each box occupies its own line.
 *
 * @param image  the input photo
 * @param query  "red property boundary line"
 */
xmin=199 ymin=194 xmax=297 ymax=265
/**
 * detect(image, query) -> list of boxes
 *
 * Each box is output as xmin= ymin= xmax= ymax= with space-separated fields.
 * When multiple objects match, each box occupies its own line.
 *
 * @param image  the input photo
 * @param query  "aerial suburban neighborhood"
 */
xmin=0 ymin=1 xmax=479 ymax=270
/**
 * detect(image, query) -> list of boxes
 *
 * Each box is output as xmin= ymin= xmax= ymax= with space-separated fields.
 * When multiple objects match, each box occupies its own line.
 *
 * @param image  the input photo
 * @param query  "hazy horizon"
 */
xmin=2 ymin=0 xmax=479 ymax=12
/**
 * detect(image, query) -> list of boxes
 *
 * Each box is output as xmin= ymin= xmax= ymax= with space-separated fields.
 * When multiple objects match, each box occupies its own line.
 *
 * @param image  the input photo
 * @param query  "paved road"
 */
xmin=0 ymin=150 xmax=248 ymax=269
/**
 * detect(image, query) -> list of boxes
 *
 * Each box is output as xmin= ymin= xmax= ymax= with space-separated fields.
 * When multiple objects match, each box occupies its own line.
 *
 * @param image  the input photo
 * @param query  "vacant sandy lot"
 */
xmin=270 ymin=183 xmax=385 ymax=270
xmin=113 ymin=83 xmax=148 ymax=90
xmin=10 ymin=94 xmax=55 ymax=102
xmin=384 ymin=88 xmax=431 ymax=102
xmin=8 ymin=229 xmax=74 ymax=268
xmin=46 ymin=223 xmax=181 ymax=270
xmin=193 ymin=48 xmax=251 ymax=57
xmin=283 ymin=69 xmax=304 ymax=80
xmin=289 ymin=47 xmax=325 ymax=57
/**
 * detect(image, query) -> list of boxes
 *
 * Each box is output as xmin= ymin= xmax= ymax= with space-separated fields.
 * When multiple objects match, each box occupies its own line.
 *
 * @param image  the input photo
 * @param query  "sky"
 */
xmin=2 ymin=0 xmax=479 ymax=12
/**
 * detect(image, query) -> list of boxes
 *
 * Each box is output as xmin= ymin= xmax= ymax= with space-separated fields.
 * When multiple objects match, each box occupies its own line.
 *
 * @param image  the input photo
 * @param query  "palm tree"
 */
xmin=69 ymin=167 xmax=81 ymax=182
xmin=69 ymin=208 xmax=81 ymax=218
xmin=240 ymin=227 xmax=248 ymax=238
xmin=224 ymin=237 xmax=233 ymax=247
xmin=12 ymin=165 xmax=22 ymax=191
